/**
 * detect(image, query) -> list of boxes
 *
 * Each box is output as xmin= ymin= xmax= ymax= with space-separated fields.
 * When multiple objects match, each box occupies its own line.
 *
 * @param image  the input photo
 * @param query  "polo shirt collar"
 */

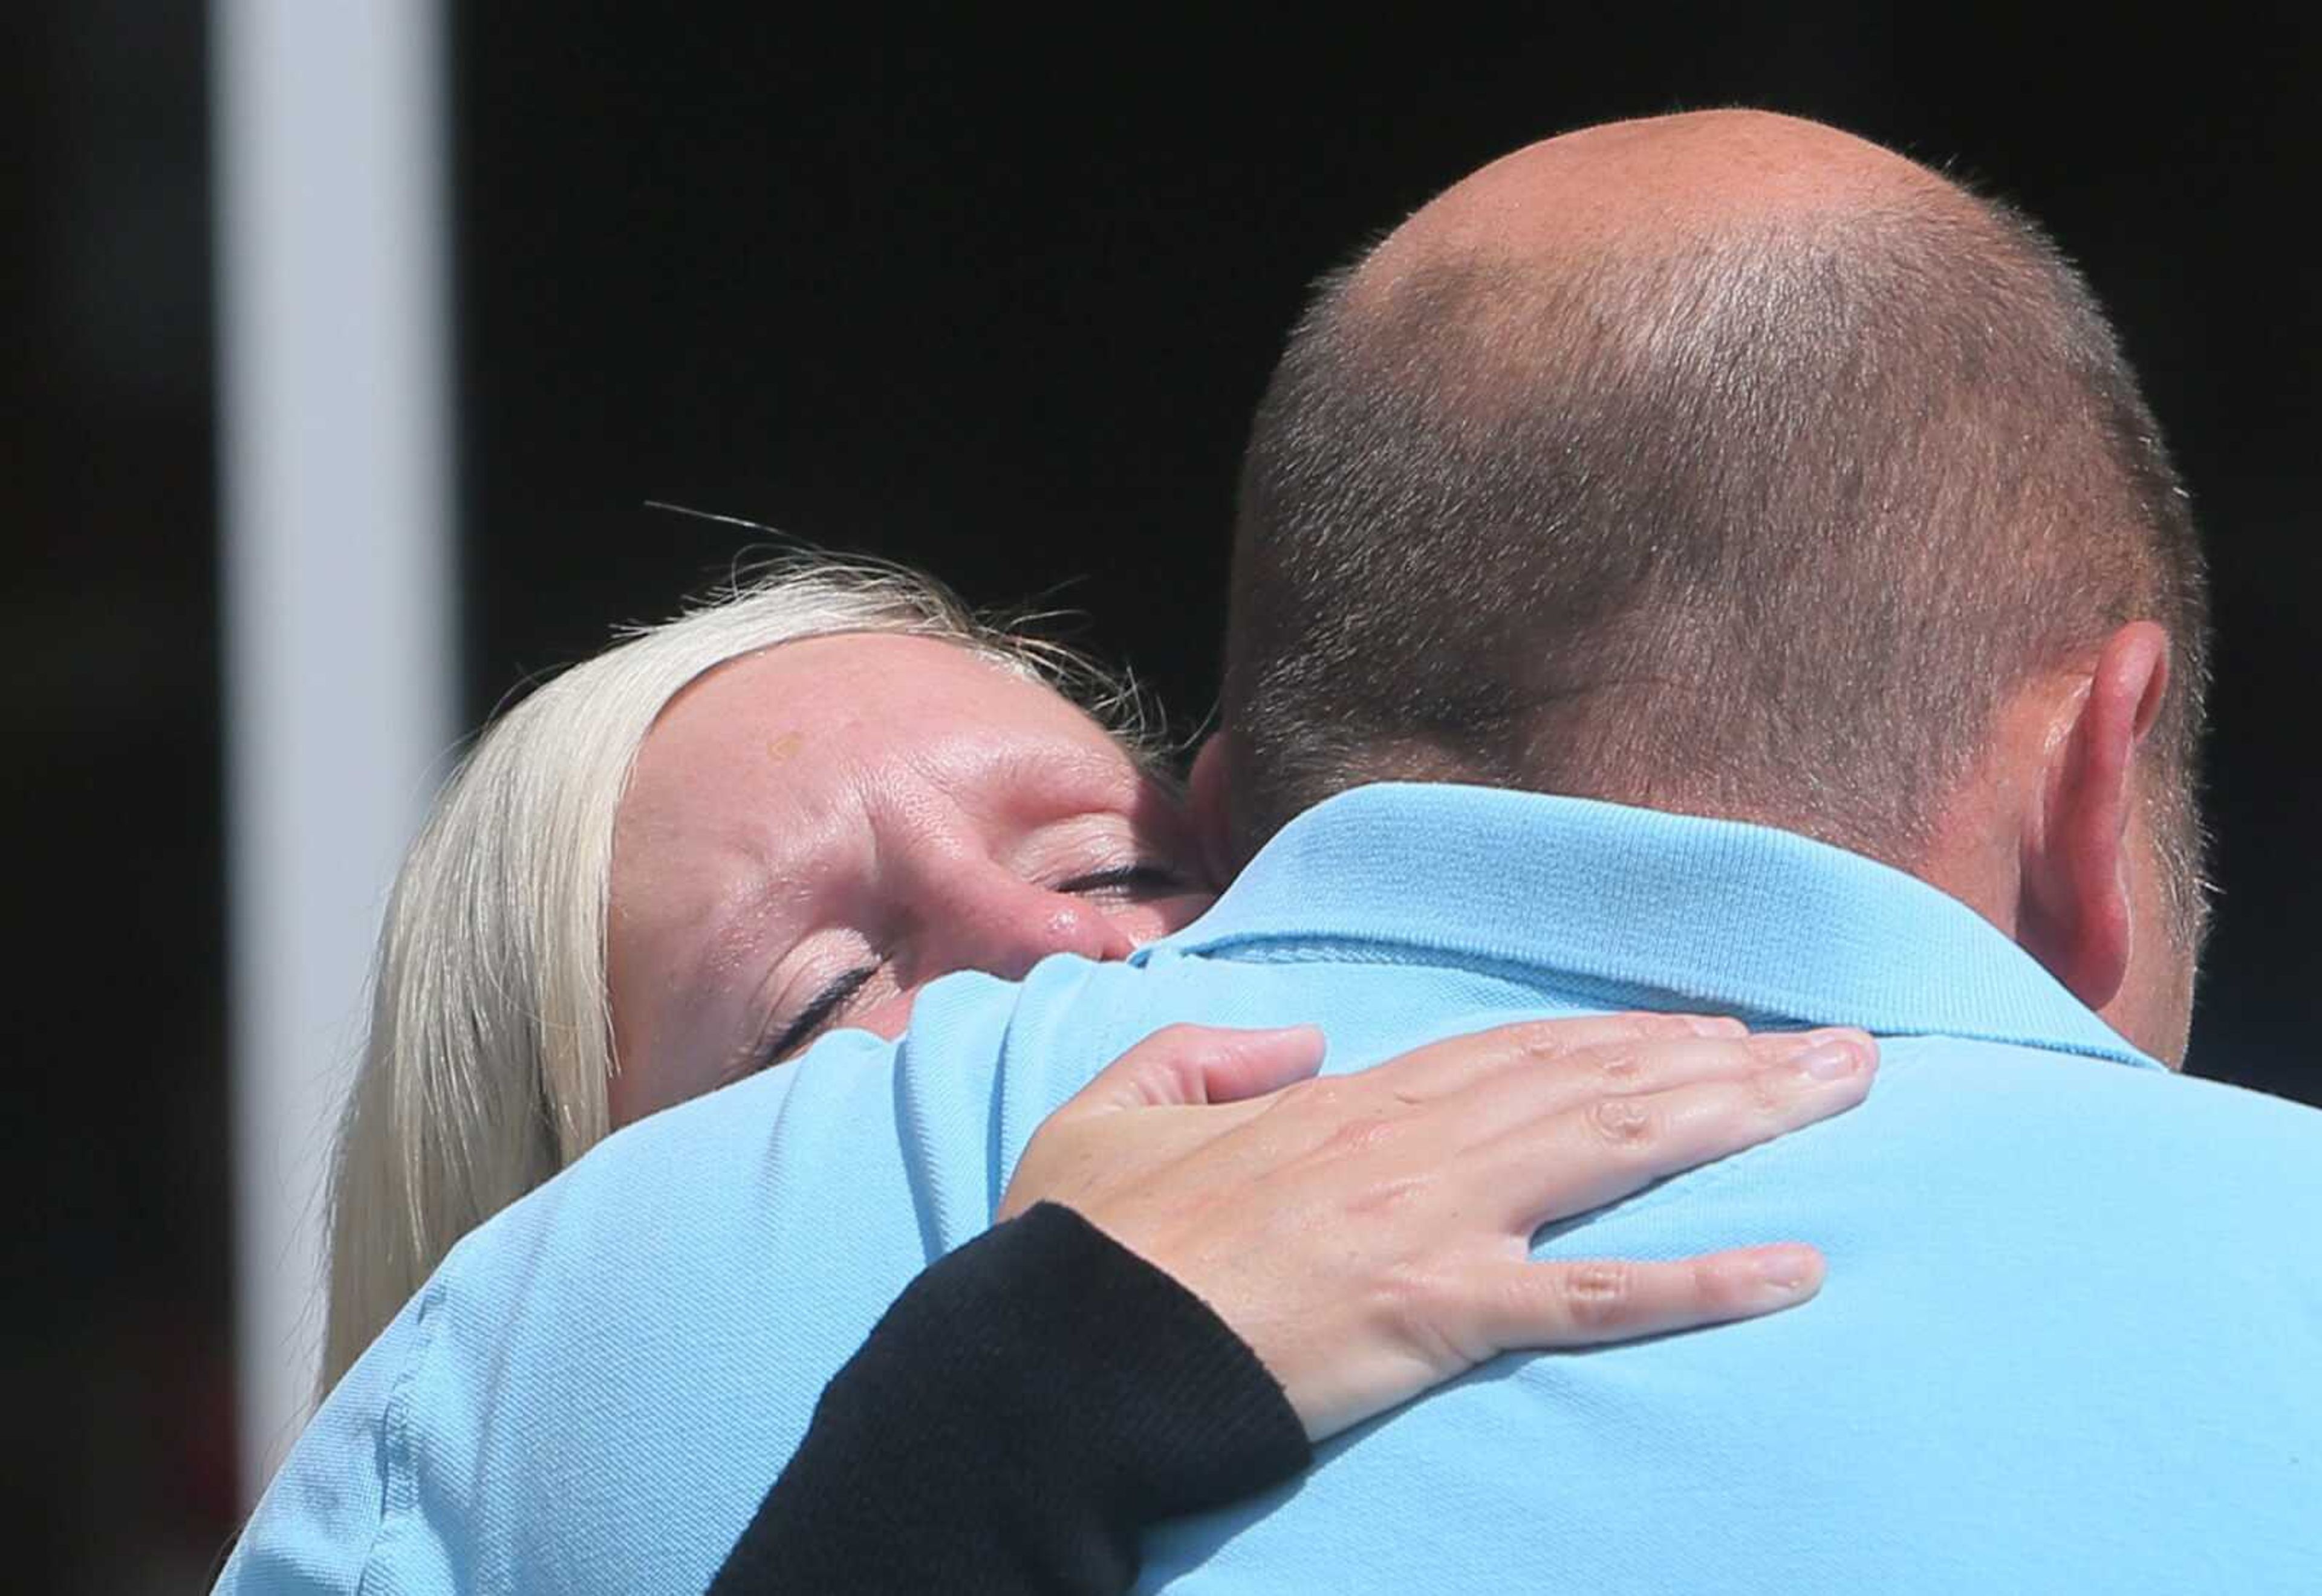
xmin=1154 ymin=782 xmax=2155 ymax=1069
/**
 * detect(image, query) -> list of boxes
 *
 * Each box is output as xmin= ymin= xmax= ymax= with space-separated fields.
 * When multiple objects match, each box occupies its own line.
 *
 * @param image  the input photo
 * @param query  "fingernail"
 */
xmin=1755 ymin=1245 xmax=1818 ymax=1295
xmin=1763 ymin=1027 xmax=1872 ymax=1075
xmin=1791 ymin=1033 xmax=1870 ymax=1080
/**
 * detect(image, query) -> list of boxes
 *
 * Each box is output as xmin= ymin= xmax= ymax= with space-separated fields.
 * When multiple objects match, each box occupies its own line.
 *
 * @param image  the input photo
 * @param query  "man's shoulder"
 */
xmin=1894 ymin=1033 xmax=2322 ymax=1150
xmin=1840 ymin=1036 xmax=2322 ymax=1269
xmin=424 ymin=956 xmax=1111 ymax=1312
xmin=233 ymin=1020 xmax=992 ymax=1595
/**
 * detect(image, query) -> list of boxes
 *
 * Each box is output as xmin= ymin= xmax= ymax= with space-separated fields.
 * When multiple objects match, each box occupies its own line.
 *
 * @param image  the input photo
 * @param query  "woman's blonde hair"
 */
xmin=322 ymin=551 xmax=1150 ymax=1389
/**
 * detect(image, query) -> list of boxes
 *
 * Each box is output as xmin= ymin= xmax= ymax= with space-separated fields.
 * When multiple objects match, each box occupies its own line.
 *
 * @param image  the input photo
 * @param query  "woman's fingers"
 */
xmin=1419 ymin=1026 xmax=1873 ymax=1149
xmin=1478 ymin=1030 xmax=1876 ymax=1230
xmin=1466 ymin=1244 xmax=1828 ymax=1355
xmin=1001 ymin=1009 xmax=1881 ymax=1444
xmin=1364 ymin=1011 xmax=1748 ymax=1104
xmin=1000 ymin=1026 xmax=1330 ymax=1222
xmin=1054 ymin=1023 xmax=1330 ymax=1116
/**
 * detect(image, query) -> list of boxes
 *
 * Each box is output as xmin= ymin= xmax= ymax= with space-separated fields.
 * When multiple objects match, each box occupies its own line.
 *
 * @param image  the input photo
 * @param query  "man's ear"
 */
xmin=1186 ymin=731 xmax=1240 ymax=890
xmin=2017 ymin=621 xmax=2171 ymax=1013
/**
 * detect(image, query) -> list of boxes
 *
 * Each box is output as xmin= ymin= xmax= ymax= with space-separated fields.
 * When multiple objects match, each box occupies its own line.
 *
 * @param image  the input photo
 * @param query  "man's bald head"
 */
xmin=1223 ymin=111 xmax=2207 ymax=945
xmin=1353 ymin=111 xmax=1959 ymax=291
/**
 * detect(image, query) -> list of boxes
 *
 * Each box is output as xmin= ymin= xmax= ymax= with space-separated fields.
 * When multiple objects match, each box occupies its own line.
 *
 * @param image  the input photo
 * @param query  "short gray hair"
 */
xmin=322 ymin=551 xmax=1149 ymax=1389
xmin=1228 ymin=194 xmax=2209 ymax=939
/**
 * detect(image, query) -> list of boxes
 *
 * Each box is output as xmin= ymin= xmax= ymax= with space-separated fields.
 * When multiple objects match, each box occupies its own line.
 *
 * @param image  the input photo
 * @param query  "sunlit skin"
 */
xmin=605 ymin=634 xmax=1217 ymax=1126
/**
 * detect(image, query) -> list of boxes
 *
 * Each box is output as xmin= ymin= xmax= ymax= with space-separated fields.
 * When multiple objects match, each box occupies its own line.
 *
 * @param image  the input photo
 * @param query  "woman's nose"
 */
xmin=911 ymin=872 xmax=1137 ymax=985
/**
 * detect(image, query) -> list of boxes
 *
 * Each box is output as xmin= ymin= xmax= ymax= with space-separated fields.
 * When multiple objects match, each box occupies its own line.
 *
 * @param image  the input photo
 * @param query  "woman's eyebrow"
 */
xmin=732 ymin=964 xmax=879 ymax=1084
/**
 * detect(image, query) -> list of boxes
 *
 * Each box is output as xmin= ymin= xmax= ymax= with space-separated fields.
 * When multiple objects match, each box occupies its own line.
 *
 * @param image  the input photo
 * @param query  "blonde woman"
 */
xmin=310 ymin=553 xmax=1873 ymax=1595
xmin=327 ymin=552 xmax=1208 ymax=1383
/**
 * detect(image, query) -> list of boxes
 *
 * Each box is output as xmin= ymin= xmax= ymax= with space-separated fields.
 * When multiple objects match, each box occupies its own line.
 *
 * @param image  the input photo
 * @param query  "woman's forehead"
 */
xmin=650 ymin=631 xmax=1128 ymax=774
xmin=620 ymin=631 xmax=1155 ymax=849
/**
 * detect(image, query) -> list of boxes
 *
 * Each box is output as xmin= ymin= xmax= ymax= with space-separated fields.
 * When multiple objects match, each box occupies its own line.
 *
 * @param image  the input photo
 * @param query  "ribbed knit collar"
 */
xmin=1147 ymin=782 xmax=2154 ymax=1069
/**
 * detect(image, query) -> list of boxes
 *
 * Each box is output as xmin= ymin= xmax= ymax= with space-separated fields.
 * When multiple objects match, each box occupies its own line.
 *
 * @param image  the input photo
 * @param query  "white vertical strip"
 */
xmin=212 ymin=0 xmax=455 ymax=1505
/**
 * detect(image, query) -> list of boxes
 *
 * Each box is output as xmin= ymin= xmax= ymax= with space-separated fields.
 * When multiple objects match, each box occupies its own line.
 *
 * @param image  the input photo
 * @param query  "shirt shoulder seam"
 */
xmin=353 ymin=1269 xmax=454 ymax=1596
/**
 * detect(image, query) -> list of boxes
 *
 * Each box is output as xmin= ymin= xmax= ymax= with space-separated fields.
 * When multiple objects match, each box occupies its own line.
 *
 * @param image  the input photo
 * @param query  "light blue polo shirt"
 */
xmin=220 ymin=785 xmax=2322 ymax=1594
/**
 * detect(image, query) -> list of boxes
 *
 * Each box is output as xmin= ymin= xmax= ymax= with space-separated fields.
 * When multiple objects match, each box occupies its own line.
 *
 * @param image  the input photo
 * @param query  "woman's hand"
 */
xmin=998 ymin=1012 xmax=1875 ymax=1442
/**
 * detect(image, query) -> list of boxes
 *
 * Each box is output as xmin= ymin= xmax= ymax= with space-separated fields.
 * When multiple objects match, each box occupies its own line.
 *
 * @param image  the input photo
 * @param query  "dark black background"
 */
xmin=9 ymin=7 xmax=2316 ymax=1588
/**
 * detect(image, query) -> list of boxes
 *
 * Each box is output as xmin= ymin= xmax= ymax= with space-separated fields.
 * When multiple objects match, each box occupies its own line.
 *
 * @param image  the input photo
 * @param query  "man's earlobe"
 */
xmin=1186 ymin=733 xmax=1240 ymax=889
xmin=2017 ymin=622 xmax=2171 ymax=1013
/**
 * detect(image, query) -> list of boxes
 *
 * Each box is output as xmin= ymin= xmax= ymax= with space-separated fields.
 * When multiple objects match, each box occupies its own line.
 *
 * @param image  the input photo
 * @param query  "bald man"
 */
xmin=222 ymin=113 xmax=2322 ymax=1593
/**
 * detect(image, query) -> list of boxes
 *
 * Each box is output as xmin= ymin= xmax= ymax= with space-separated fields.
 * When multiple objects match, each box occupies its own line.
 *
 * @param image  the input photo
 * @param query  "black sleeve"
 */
xmin=707 ymin=1201 xmax=1312 ymax=1596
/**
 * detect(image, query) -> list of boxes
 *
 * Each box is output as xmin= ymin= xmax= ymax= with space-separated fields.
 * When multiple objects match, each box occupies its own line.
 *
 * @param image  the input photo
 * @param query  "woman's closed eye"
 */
xmin=751 ymin=965 xmax=880 ymax=1075
xmin=1051 ymin=861 xmax=1192 ymax=901
xmin=740 ymin=861 xmax=1195 ymax=1079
